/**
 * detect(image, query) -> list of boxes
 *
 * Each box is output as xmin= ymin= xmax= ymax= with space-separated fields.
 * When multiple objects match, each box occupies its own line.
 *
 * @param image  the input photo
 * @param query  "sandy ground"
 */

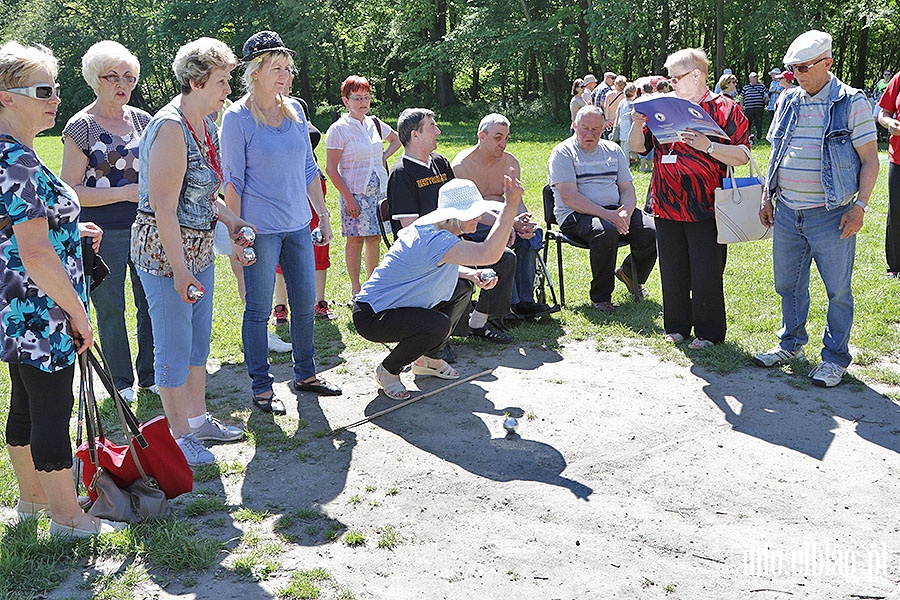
xmin=28 ymin=339 xmax=900 ymax=598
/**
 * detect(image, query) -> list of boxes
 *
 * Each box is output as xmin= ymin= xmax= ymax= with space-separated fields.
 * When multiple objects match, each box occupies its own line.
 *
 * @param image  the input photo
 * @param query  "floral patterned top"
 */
xmin=0 ymin=136 xmax=86 ymax=372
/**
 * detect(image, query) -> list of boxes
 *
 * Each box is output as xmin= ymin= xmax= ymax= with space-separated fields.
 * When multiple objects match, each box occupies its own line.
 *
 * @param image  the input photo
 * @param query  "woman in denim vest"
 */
xmin=132 ymin=38 xmax=254 ymax=466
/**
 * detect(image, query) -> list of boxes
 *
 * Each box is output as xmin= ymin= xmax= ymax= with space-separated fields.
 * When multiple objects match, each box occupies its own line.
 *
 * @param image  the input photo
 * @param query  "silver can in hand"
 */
xmin=187 ymin=284 xmax=204 ymax=301
xmin=243 ymin=247 xmax=257 ymax=263
xmin=235 ymin=226 xmax=256 ymax=247
xmin=311 ymin=227 xmax=324 ymax=245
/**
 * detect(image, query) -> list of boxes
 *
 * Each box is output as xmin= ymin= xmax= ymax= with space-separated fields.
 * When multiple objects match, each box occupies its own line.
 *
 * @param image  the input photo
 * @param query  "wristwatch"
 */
xmin=854 ymin=199 xmax=869 ymax=212
xmin=706 ymin=141 xmax=716 ymax=154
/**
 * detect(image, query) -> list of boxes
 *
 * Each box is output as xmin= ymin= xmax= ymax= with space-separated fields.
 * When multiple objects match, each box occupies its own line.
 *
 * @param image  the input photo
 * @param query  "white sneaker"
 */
xmin=139 ymin=384 xmax=160 ymax=395
xmin=177 ymin=433 xmax=215 ymax=466
xmin=809 ymin=361 xmax=846 ymax=387
xmin=117 ymin=387 xmax=136 ymax=403
xmin=267 ymin=330 xmax=292 ymax=353
xmin=191 ymin=413 xmax=244 ymax=442
xmin=752 ymin=346 xmax=805 ymax=368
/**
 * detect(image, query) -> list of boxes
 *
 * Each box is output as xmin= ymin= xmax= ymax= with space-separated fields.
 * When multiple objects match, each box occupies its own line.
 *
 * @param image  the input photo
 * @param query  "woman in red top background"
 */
xmin=629 ymin=48 xmax=749 ymax=349
xmin=877 ymin=71 xmax=900 ymax=277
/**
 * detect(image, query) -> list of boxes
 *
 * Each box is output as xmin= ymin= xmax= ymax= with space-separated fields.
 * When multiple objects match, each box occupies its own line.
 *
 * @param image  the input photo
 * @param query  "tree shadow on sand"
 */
xmin=362 ymin=368 xmax=593 ymax=501
xmin=697 ymin=364 xmax=900 ymax=460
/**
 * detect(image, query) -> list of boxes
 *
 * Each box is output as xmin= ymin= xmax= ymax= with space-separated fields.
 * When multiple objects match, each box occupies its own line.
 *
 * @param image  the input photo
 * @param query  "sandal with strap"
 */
xmin=664 ymin=332 xmax=685 ymax=343
xmin=412 ymin=359 xmax=460 ymax=380
xmin=688 ymin=338 xmax=714 ymax=350
xmin=252 ymin=393 xmax=286 ymax=415
xmin=374 ymin=364 xmax=410 ymax=400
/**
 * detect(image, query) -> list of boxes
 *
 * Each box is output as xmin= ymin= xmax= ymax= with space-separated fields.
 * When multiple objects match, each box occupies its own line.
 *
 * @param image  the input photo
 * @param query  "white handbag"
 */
xmin=714 ymin=147 xmax=773 ymax=244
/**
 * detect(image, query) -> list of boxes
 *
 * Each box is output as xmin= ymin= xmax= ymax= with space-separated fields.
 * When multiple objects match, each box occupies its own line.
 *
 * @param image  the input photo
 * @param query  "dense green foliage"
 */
xmin=1 ymin=0 xmax=897 ymax=126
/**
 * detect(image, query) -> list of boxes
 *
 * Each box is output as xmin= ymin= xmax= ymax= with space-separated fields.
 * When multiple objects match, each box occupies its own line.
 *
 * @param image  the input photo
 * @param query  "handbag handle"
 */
xmin=79 ymin=346 xmax=155 ymax=484
xmin=725 ymin=145 xmax=762 ymax=188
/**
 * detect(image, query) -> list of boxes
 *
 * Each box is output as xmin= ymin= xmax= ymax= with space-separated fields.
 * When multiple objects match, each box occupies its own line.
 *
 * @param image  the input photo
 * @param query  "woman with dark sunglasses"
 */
xmin=60 ymin=41 xmax=155 ymax=404
xmin=0 ymin=41 xmax=121 ymax=536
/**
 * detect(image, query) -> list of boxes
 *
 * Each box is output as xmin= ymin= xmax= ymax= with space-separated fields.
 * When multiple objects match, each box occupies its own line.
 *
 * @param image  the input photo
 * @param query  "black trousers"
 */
xmin=560 ymin=208 xmax=657 ymax=303
xmin=885 ymin=162 xmax=900 ymax=272
xmin=353 ymin=279 xmax=474 ymax=375
xmin=655 ymin=217 xmax=727 ymax=343
xmin=6 ymin=362 xmax=76 ymax=472
xmin=745 ymin=107 xmax=764 ymax=139
xmin=461 ymin=224 xmax=517 ymax=317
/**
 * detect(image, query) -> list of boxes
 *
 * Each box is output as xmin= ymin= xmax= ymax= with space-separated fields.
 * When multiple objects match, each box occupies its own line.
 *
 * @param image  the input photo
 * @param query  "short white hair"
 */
xmin=478 ymin=113 xmax=509 ymax=135
xmin=664 ymin=48 xmax=710 ymax=76
xmin=81 ymin=40 xmax=140 ymax=95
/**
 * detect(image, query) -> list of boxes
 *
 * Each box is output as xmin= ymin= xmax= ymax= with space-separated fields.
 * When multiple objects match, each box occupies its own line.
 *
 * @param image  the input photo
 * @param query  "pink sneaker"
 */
xmin=314 ymin=300 xmax=337 ymax=321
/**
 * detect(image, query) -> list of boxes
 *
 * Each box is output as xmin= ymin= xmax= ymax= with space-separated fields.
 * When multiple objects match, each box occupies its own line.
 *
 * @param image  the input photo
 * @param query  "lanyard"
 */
xmin=180 ymin=110 xmax=223 ymax=185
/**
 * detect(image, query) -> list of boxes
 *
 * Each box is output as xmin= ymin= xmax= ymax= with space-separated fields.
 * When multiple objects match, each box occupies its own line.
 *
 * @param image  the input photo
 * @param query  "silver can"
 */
xmin=479 ymin=269 xmax=497 ymax=282
xmin=187 ymin=284 xmax=204 ymax=301
xmin=243 ymin=247 xmax=257 ymax=263
xmin=235 ymin=226 xmax=256 ymax=247
xmin=310 ymin=227 xmax=324 ymax=245
xmin=503 ymin=417 xmax=519 ymax=434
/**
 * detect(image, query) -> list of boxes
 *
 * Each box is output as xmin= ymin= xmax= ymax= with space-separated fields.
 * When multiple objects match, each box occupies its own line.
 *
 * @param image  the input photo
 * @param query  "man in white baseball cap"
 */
xmin=755 ymin=30 xmax=880 ymax=387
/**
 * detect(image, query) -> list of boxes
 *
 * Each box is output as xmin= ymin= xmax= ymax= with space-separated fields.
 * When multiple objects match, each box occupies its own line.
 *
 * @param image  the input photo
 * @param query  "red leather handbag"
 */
xmin=75 ymin=349 xmax=193 ymax=500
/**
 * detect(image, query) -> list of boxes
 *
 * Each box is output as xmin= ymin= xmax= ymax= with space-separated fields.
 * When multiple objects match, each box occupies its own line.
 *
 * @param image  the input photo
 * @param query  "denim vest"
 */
xmin=137 ymin=102 xmax=219 ymax=230
xmin=766 ymin=76 xmax=862 ymax=210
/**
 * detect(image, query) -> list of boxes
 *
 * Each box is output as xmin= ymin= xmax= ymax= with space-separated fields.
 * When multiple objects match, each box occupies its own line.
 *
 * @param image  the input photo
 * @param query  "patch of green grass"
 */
xmin=348 ymin=495 xmax=361 ymax=505
xmin=364 ymin=485 xmax=377 ymax=492
xmin=192 ymin=459 xmax=246 ymax=482
xmin=279 ymin=568 xmax=331 ymax=599
xmin=183 ymin=495 xmax=228 ymax=517
xmin=233 ymin=507 xmax=270 ymax=523
xmin=229 ymin=542 xmax=282 ymax=581
xmin=385 ymin=487 xmax=399 ymax=496
xmin=376 ymin=526 xmax=398 ymax=550
xmin=342 ymin=531 xmax=366 ymax=546
xmin=89 ymin=563 xmax=148 ymax=599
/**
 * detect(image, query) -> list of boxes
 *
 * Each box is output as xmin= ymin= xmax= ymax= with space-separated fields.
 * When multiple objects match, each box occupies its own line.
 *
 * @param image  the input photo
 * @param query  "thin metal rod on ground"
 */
xmin=335 ymin=368 xmax=495 ymax=431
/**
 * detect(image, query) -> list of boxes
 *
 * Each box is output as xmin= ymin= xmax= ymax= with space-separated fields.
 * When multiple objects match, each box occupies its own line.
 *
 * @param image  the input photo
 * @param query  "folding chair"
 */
xmin=541 ymin=184 xmax=640 ymax=305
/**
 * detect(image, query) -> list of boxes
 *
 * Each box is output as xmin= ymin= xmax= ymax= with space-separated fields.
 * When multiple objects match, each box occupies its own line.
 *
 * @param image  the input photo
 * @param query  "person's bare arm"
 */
xmin=629 ymin=113 xmax=648 ymax=154
xmin=839 ymin=140 xmax=880 ymax=239
xmin=146 ymin=121 xmax=203 ymax=302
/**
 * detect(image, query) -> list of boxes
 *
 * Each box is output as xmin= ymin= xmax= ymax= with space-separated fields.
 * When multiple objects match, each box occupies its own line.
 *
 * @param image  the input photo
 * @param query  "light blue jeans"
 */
xmin=773 ymin=201 xmax=856 ymax=367
xmin=138 ymin=264 xmax=215 ymax=388
xmin=90 ymin=228 xmax=154 ymax=390
xmin=242 ymin=228 xmax=316 ymax=395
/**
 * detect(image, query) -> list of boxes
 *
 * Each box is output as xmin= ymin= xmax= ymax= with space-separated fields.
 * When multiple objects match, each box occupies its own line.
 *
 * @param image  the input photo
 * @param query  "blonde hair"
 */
xmin=81 ymin=40 xmax=140 ymax=95
xmin=172 ymin=37 xmax=236 ymax=95
xmin=0 ymin=41 xmax=58 ymax=107
xmin=241 ymin=51 xmax=298 ymax=126
xmin=664 ymin=48 xmax=710 ymax=77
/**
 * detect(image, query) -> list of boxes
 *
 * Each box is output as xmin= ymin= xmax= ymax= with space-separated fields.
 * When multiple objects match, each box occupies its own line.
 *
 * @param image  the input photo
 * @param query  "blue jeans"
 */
xmin=138 ymin=265 xmax=215 ymax=388
xmin=773 ymin=201 xmax=856 ymax=367
xmin=90 ymin=228 xmax=154 ymax=390
xmin=242 ymin=228 xmax=316 ymax=395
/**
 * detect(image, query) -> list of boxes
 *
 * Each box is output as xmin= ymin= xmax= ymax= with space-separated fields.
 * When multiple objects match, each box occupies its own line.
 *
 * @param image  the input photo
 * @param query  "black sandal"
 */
xmin=252 ymin=393 xmax=286 ymax=415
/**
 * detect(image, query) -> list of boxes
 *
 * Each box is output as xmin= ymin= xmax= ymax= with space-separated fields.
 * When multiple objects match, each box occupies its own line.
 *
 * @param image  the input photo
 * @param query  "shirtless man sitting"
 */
xmin=452 ymin=113 xmax=552 ymax=317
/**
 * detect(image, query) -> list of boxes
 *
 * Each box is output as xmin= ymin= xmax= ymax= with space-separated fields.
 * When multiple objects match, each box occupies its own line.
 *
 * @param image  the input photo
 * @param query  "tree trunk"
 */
xmin=470 ymin=64 xmax=480 ymax=101
xmin=576 ymin=0 xmax=590 ymax=77
xmin=852 ymin=18 xmax=869 ymax=89
xmin=715 ymin=0 xmax=724 ymax=78
xmin=299 ymin=55 xmax=312 ymax=106
xmin=432 ymin=0 xmax=456 ymax=107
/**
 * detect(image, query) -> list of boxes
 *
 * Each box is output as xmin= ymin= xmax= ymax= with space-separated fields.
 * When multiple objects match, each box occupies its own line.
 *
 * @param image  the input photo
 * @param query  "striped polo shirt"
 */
xmin=741 ymin=82 xmax=768 ymax=110
xmin=768 ymin=76 xmax=877 ymax=210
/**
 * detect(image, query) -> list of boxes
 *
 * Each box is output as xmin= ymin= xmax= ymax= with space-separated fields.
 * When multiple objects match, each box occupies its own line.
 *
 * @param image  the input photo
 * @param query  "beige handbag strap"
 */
xmin=725 ymin=145 xmax=761 ymax=188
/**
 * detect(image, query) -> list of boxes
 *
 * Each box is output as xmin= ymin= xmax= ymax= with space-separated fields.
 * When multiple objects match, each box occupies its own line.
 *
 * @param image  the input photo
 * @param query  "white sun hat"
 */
xmin=413 ymin=179 xmax=505 ymax=226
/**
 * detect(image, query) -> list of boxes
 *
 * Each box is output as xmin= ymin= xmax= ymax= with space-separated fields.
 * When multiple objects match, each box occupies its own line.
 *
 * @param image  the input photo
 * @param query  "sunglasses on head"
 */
xmin=787 ymin=57 xmax=828 ymax=74
xmin=4 ymin=83 xmax=60 ymax=99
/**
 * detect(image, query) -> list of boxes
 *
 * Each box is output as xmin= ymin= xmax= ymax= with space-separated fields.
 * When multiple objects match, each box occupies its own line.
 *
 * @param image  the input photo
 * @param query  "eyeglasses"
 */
xmin=669 ymin=69 xmax=695 ymax=84
xmin=349 ymin=94 xmax=371 ymax=102
xmin=3 ymin=83 xmax=60 ymax=99
xmin=786 ymin=57 xmax=828 ymax=74
xmin=100 ymin=74 xmax=137 ymax=84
